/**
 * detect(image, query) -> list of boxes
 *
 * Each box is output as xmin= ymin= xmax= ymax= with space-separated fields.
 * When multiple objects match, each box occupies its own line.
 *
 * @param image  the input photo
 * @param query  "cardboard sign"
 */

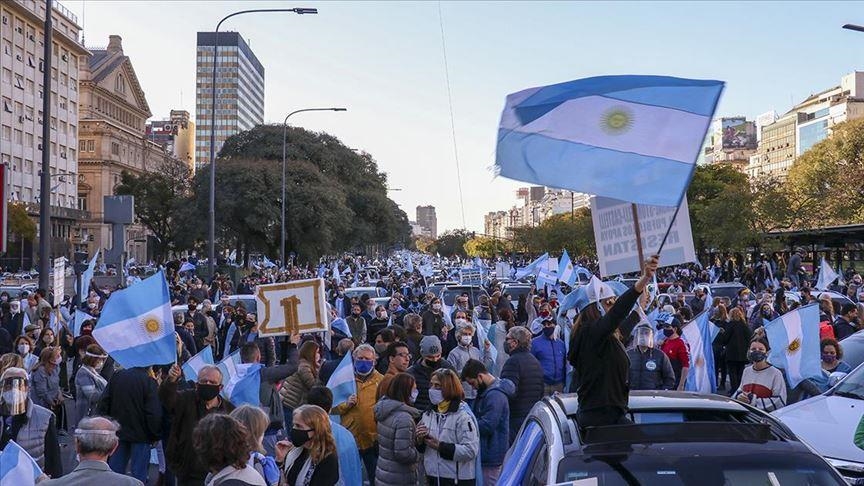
xmin=255 ymin=278 xmax=328 ymax=336
xmin=53 ymin=257 xmax=65 ymax=305
xmin=591 ymin=196 xmax=695 ymax=277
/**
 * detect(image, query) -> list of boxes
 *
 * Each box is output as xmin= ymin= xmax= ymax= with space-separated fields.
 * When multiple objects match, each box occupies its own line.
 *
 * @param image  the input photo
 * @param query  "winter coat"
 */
xmin=422 ymin=310 xmax=446 ymax=337
xmin=29 ymin=364 xmax=61 ymax=410
xmin=96 ymin=367 xmax=162 ymax=443
xmin=501 ymin=347 xmax=544 ymax=442
xmin=719 ymin=319 xmax=753 ymax=362
xmin=374 ymin=398 xmax=421 ymax=485
xmin=530 ymin=335 xmax=567 ymax=385
xmin=160 ymin=379 xmax=234 ymax=480
xmin=332 ymin=370 xmax=383 ymax=450
xmin=627 ymin=346 xmax=676 ymax=391
xmin=74 ymin=365 xmax=107 ymax=425
xmin=279 ymin=359 xmax=319 ymax=409
xmin=472 ymin=378 xmax=515 ymax=466
xmin=419 ymin=400 xmax=480 ymax=482
xmin=409 ymin=359 xmax=455 ymax=412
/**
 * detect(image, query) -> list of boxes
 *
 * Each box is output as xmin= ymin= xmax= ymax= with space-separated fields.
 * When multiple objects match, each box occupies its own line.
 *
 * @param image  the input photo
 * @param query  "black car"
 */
xmin=500 ymin=391 xmax=846 ymax=485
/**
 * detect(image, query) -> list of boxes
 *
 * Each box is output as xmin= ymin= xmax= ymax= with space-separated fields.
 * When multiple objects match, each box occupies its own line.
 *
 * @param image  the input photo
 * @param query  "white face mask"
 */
xmin=459 ymin=335 xmax=472 ymax=347
xmin=428 ymin=388 xmax=444 ymax=405
xmin=410 ymin=388 xmax=419 ymax=404
xmin=17 ymin=344 xmax=29 ymax=355
xmin=432 ymin=304 xmax=442 ymax=311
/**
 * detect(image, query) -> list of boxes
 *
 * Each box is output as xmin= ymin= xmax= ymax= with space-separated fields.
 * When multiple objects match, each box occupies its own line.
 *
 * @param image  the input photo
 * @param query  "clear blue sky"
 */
xmin=64 ymin=0 xmax=864 ymax=233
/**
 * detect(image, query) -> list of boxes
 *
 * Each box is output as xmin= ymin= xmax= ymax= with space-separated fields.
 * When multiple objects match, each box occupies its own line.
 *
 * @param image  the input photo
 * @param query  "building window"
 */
xmin=77 ymin=194 xmax=87 ymax=211
xmin=115 ymin=74 xmax=125 ymax=94
xmin=111 ymin=142 xmax=120 ymax=155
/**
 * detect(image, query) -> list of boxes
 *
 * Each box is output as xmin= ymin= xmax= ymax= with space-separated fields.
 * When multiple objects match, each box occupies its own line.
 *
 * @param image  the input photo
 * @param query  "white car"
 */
xmin=344 ymin=286 xmax=386 ymax=300
xmin=773 ymin=363 xmax=864 ymax=484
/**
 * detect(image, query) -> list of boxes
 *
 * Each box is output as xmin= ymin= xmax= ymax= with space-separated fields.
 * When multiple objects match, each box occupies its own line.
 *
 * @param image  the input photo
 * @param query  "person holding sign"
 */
xmin=569 ymin=255 xmax=659 ymax=428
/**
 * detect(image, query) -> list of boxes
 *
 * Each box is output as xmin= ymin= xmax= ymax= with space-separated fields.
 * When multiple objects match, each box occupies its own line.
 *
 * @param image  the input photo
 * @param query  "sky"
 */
xmin=63 ymin=0 xmax=864 ymax=233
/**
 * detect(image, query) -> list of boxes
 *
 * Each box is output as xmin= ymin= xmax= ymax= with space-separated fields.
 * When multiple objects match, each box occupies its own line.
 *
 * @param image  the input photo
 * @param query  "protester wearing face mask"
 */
xmin=276 ymin=404 xmax=339 ymax=486
xmin=501 ymin=325 xmax=544 ymax=442
xmin=331 ymin=344 xmax=383 ymax=485
xmin=279 ymin=341 xmax=322 ymax=423
xmin=529 ymin=302 xmax=554 ymax=336
xmin=1 ymin=300 xmax=23 ymax=342
xmin=422 ymin=298 xmax=447 ymax=338
xmin=30 ymin=346 xmax=65 ymax=427
xmin=446 ymin=320 xmax=493 ymax=401
xmin=374 ymin=328 xmax=397 ymax=374
xmin=306 ymin=386 xmax=363 ymax=486
xmin=14 ymin=335 xmax=38 ymax=372
xmin=416 ymin=368 xmax=480 ymax=486
xmin=820 ymin=338 xmax=852 ymax=374
xmin=461 ymin=358 xmax=515 ymax=485
xmin=409 ymin=336 xmax=456 ymax=412
xmin=659 ymin=318 xmax=690 ymax=391
xmin=0 ymin=367 xmax=62 ymax=477
xmin=367 ymin=305 xmax=390 ymax=344
xmin=162 ymin=363 xmax=234 ymax=485
xmin=531 ymin=317 xmax=568 ymax=395
xmin=374 ymin=373 xmax=421 ymax=485
xmin=627 ymin=324 xmax=675 ymax=391
xmin=74 ymin=344 xmax=109 ymax=427
xmin=734 ymin=338 xmax=786 ymax=411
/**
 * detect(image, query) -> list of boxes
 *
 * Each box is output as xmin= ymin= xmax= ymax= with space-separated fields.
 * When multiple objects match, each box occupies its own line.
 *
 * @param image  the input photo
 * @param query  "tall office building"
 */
xmin=194 ymin=32 xmax=264 ymax=169
xmin=416 ymin=205 xmax=437 ymax=239
xmin=0 ymin=0 xmax=88 ymax=264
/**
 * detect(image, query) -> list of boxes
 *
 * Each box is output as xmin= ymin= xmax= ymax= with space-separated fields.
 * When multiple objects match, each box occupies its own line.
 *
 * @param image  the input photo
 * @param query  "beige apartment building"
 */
xmin=0 ymin=0 xmax=88 ymax=265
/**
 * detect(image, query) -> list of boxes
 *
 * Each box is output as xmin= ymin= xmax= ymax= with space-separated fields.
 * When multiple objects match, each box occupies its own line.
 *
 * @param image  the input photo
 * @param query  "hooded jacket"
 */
xmin=472 ymin=378 xmax=516 ymax=466
xmin=419 ymin=399 xmax=480 ymax=482
xmin=373 ymin=398 xmax=421 ymax=485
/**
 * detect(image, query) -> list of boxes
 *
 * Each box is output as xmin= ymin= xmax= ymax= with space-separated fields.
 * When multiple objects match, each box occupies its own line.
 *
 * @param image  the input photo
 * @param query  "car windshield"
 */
xmin=830 ymin=361 xmax=864 ymax=400
xmin=556 ymin=448 xmax=841 ymax=485
xmin=441 ymin=288 xmax=486 ymax=306
xmin=505 ymin=286 xmax=532 ymax=303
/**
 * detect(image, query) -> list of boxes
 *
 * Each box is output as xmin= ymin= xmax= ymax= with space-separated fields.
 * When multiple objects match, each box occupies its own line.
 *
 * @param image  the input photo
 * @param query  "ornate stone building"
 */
xmin=77 ymin=35 xmax=184 ymax=263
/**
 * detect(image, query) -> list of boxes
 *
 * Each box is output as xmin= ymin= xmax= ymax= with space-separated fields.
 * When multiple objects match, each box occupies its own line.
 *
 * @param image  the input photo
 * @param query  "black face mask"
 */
xmin=197 ymin=383 xmax=221 ymax=401
xmin=290 ymin=427 xmax=311 ymax=448
xmin=424 ymin=359 xmax=441 ymax=370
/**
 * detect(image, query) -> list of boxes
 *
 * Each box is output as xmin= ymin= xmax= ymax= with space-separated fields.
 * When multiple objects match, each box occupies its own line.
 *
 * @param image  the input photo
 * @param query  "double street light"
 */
xmin=208 ymin=7 xmax=317 ymax=277
xmin=280 ymin=108 xmax=347 ymax=266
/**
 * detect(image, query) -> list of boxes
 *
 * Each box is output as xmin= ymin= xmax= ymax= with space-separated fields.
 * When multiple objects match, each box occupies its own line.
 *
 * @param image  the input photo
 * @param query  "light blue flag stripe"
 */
xmin=0 ymin=440 xmax=42 ymax=483
xmin=765 ymin=304 xmax=821 ymax=388
xmin=326 ymin=353 xmax=357 ymax=407
xmin=683 ymin=311 xmax=716 ymax=394
xmin=81 ymin=249 xmax=99 ymax=298
xmin=91 ymin=271 xmax=176 ymax=369
xmin=182 ymin=346 xmax=214 ymax=382
xmin=73 ymin=310 xmax=96 ymax=337
xmin=515 ymin=253 xmax=549 ymax=279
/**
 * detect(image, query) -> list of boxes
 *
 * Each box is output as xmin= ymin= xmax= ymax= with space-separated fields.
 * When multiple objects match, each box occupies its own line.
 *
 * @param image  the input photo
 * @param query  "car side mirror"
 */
xmin=828 ymin=372 xmax=848 ymax=388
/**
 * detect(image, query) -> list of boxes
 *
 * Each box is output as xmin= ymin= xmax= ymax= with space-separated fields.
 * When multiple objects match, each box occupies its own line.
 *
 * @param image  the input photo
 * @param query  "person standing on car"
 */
xmin=627 ymin=325 xmax=675 ymax=391
xmin=568 ymin=255 xmax=659 ymax=428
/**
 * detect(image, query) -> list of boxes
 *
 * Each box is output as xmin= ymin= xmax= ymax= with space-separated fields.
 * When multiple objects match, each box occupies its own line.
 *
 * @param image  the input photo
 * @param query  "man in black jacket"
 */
xmin=569 ymin=255 xmax=658 ymax=428
xmin=160 ymin=364 xmax=233 ymax=486
xmin=409 ymin=335 xmax=455 ymax=412
xmin=501 ymin=326 xmax=544 ymax=443
xmin=97 ymin=366 xmax=162 ymax=483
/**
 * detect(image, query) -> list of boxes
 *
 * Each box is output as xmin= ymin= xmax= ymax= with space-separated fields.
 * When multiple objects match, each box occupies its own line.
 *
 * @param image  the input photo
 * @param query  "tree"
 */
xmin=786 ymin=117 xmax=864 ymax=227
xmin=509 ymin=209 xmax=596 ymax=257
xmin=435 ymin=230 xmax=471 ymax=258
xmin=687 ymin=164 xmax=757 ymax=253
xmin=463 ymin=236 xmax=499 ymax=258
xmin=115 ymin=159 xmax=192 ymax=262
xmin=8 ymin=202 xmax=35 ymax=241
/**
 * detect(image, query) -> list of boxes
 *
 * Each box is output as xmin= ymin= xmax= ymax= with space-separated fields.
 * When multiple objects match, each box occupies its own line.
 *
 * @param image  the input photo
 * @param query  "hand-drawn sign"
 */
xmin=255 ymin=278 xmax=327 ymax=336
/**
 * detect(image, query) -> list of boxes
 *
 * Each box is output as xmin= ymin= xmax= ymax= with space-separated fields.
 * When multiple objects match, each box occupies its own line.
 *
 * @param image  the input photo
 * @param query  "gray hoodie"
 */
xmin=374 ymin=398 xmax=421 ymax=486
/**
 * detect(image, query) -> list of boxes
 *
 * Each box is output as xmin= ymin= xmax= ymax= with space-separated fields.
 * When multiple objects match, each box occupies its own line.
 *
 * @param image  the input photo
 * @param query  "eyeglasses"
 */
xmin=396 ymin=352 xmax=411 ymax=358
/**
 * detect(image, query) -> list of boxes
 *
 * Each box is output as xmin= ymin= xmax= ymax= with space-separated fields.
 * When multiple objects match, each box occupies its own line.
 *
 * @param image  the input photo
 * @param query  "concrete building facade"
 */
xmin=194 ymin=32 xmax=264 ymax=170
xmin=146 ymin=109 xmax=195 ymax=173
xmin=416 ymin=205 xmax=437 ymax=239
xmin=0 ymin=0 xmax=89 ymax=266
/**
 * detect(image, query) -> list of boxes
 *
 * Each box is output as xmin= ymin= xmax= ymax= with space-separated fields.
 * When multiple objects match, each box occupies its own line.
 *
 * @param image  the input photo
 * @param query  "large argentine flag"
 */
xmin=765 ymin=304 xmax=821 ymax=388
xmin=92 ymin=270 xmax=175 ymax=369
xmin=495 ymin=75 xmax=724 ymax=207
xmin=182 ymin=345 xmax=215 ymax=382
xmin=0 ymin=440 xmax=43 ymax=484
xmin=81 ymin=249 xmax=99 ymax=297
xmin=217 ymin=350 xmax=263 ymax=406
xmin=326 ymin=352 xmax=357 ymax=408
xmin=515 ymin=253 xmax=549 ymax=279
xmin=682 ymin=311 xmax=716 ymax=394
xmin=558 ymin=250 xmax=576 ymax=287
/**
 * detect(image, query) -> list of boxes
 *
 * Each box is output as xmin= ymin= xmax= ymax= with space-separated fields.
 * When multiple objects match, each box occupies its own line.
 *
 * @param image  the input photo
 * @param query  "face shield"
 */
xmin=1 ymin=378 xmax=28 ymax=415
xmin=635 ymin=326 xmax=655 ymax=349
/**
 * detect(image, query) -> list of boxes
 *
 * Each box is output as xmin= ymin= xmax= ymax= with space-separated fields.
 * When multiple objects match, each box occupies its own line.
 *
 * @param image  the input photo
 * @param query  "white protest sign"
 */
xmin=255 ymin=278 xmax=328 ymax=336
xmin=591 ymin=196 xmax=695 ymax=277
xmin=53 ymin=257 xmax=66 ymax=305
xmin=495 ymin=262 xmax=511 ymax=279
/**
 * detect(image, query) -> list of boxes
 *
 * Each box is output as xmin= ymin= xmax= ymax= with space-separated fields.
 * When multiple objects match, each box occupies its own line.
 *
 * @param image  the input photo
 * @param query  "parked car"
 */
xmin=502 ymin=283 xmax=532 ymax=310
xmin=426 ymin=281 xmax=458 ymax=299
xmin=706 ymin=282 xmax=747 ymax=306
xmin=438 ymin=285 xmax=489 ymax=308
xmin=773 ymin=361 xmax=864 ymax=484
xmin=343 ymin=286 xmax=386 ymax=300
xmin=502 ymin=391 xmax=847 ymax=485
xmin=171 ymin=294 xmax=257 ymax=321
xmin=785 ymin=290 xmax=854 ymax=316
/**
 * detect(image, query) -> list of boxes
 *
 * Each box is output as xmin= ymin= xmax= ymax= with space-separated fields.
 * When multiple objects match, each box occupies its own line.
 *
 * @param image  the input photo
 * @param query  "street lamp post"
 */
xmin=280 ymin=107 xmax=346 ymax=266
xmin=843 ymin=24 xmax=864 ymax=33
xmin=38 ymin=0 xmax=54 ymax=291
xmin=208 ymin=7 xmax=317 ymax=278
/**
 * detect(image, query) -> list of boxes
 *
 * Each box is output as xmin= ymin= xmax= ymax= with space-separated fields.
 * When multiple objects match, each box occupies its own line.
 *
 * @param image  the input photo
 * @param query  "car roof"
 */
xmin=554 ymin=391 xmax=751 ymax=417
xmin=346 ymin=286 xmax=378 ymax=291
xmin=707 ymin=282 xmax=746 ymax=288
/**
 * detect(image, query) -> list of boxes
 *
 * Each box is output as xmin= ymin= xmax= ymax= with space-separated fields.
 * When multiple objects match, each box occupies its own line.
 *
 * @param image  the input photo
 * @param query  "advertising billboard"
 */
xmin=719 ymin=117 xmax=757 ymax=149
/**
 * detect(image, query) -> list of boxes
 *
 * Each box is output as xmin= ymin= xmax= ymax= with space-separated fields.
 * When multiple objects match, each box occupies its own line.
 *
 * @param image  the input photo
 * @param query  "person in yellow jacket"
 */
xmin=332 ymin=343 xmax=383 ymax=485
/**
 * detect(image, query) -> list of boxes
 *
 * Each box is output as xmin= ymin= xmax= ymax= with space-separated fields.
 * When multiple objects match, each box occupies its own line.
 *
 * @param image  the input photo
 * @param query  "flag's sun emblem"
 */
xmin=601 ymin=106 xmax=634 ymax=135
xmin=788 ymin=338 xmax=801 ymax=353
xmin=143 ymin=317 xmax=161 ymax=334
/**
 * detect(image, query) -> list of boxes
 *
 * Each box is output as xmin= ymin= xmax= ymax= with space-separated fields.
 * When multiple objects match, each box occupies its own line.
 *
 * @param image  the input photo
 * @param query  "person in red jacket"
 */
xmin=660 ymin=318 xmax=690 ymax=391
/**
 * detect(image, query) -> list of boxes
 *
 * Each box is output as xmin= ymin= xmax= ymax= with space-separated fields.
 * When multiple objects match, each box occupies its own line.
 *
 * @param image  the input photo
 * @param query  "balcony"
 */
xmin=23 ymin=202 xmax=89 ymax=221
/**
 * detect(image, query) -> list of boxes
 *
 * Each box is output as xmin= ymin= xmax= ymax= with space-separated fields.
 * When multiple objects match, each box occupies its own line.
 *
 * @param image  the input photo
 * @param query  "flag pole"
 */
xmin=631 ymin=204 xmax=645 ymax=270
xmin=656 ymin=202 xmax=683 ymax=256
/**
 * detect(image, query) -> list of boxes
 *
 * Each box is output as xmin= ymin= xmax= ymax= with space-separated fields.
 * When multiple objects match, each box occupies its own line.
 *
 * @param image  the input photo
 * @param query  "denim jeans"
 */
xmin=108 ymin=440 xmax=151 ymax=483
xmin=359 ymin=445 xmax=378 ymax=486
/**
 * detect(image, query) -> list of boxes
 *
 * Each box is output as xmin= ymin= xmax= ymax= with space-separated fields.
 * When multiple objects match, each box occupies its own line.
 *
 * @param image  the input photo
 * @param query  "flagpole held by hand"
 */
xmin=656 ymin=201 xmax=683 ymax=257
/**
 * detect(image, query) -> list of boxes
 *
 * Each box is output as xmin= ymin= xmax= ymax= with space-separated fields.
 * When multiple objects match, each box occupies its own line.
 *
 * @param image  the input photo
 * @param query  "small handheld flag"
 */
xmin=0 ymin=440 xmax=43 ymax=484
xmin=764 ymin=304 xmax=821 ymax=388
xmin=182 ymin=346 xmax=215 ymax=382
xmin=326 ymin=352 xmax=357 ymax=408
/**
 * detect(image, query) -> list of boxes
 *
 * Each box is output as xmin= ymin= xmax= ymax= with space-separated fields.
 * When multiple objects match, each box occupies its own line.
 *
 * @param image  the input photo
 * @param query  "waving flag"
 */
xmin=495 ymin=75 xmax=724 ymax=207
xmin=536 ymin=268 xmax=558 ymax=290
xmin=331 ymin=317 xmax=351 ymax=337
xmin=179 ymin=261 xmax=196 ymax=273
xmin=405 ymin=254 xmax=415 ymax=274
xmin=332 ymin=262 xmax=342 ymax=285
xmin=815 ymin=257 xmax=839 ymax=290
xmin=182 ymin=346 xmax=215 ymax=382
xmin=765 ymin=304 xmax=821 ymax=388
xmin=326 ymin=353 xmax=357 ymax=408
xmin=558 ymin=250 xmax=576 ymax=286
xmin=0 ymin=440 xmax=43 ymax=484
xmin=682 ymin=311 xmax=716 ymax=394
xmin=81 ymin=249 xmax=100 ymax=297
xmin=92 ymin=271 xmax=175 ymax=369
xmin=515 ymin=253 xmax=549 ymax=279
xmin=217 ymin=350 xmax=263 ymax=406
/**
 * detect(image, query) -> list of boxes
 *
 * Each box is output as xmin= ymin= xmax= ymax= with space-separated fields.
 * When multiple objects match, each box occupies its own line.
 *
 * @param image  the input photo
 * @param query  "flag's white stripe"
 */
xmin=510 ymin=95 xmax=708 ymax=163
xmin=783 ymin=311 xmax=803 ymax=384
xmin=92 ymin=304 xmax=172 ymax=351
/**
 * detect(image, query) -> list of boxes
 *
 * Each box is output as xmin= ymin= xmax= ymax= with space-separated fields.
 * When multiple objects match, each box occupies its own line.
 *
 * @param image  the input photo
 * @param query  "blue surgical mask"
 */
xmin=428 ymin=388 xmax=444 ymax=405
xmin=354 ymin=359 xmax=374 ymax=375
